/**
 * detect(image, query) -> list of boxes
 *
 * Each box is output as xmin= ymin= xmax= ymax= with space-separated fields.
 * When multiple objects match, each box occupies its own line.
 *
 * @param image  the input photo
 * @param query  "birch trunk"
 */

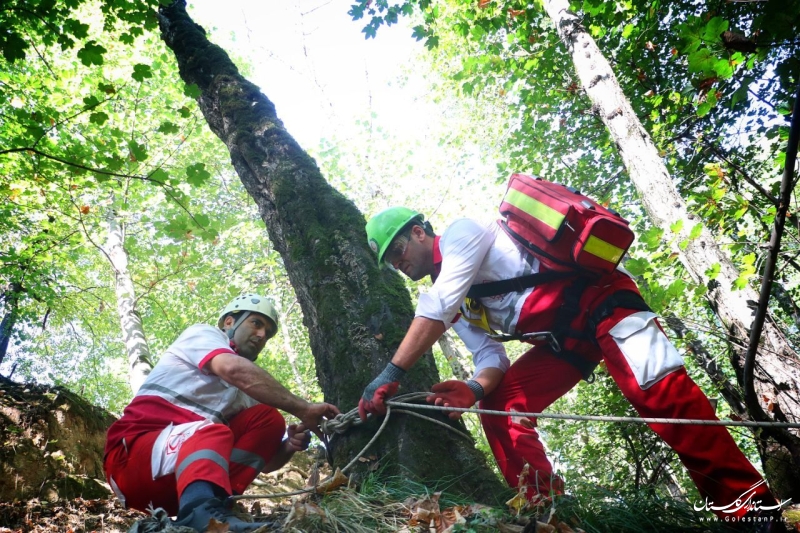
xmin=543 ymin=0 xmax=800 ymax=498
xmin=438 ymin=331 xmax=470 ymax=381
xmin=277 ymin=308 xmax=309 ymax=397
xmin=157 ymin=0 xmax=503 ymax=500
xmin=105 ymin=209 xmax=152 ymax=393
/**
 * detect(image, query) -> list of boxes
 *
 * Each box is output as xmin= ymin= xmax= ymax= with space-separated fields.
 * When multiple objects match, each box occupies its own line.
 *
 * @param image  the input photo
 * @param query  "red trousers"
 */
xmin=480 ymin=273 xmax=775 ymax=519
xmin=104 ymin=404 xmax=285 ymax=515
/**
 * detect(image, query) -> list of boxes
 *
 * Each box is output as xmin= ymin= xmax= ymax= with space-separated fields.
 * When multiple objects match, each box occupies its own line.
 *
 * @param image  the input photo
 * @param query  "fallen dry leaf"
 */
xmin=283 ymin=500 xmax=327 ymax=527
xmin=314 ymin=468 xmax=348 ymax=494
xmin=440 ymin=505 xmax=466 ymax=532
xmin=556 ymin=522 xmax=576 ymax=533
xmin=535 ymin=522 xmax=556 ymax=533
xmin=406 ymin=492 xmax=442 ymax=526
xmin=506 ymin=492 xmax=528 ymax=514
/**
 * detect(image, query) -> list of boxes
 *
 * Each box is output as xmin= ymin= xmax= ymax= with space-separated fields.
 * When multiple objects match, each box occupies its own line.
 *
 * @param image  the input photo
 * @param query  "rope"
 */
xmin=385 ymin=401 xmax=800 ymax=428
xmin=231 ymin=392 xmax=800 ymax=502
xmin=231 ymin=393 xmax=469 ymax=502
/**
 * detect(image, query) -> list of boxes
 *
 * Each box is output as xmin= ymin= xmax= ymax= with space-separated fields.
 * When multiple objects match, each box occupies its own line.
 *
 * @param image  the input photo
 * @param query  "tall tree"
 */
xmin=156 ymin=0 xmax=504 ymax=500
xmin=540 ymin=0 xmax=800 ymax=498
xmin=104 ymin=204 xmax=153 ymax=393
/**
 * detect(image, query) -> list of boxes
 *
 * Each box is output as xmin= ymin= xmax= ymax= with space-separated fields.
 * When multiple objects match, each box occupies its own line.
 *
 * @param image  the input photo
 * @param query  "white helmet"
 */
xmin=217 ymin=294 xmax=279 ymax=340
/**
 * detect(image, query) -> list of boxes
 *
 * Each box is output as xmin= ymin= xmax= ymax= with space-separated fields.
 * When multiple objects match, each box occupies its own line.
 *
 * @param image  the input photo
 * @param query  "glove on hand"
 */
xmin=358 ymin=362 xmax=405 ymax=421
xmin=426 ymin=379 xmax=484 ymax=420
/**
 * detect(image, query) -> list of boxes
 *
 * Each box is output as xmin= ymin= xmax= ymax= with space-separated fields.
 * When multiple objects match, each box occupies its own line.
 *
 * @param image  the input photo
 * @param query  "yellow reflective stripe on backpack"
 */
xmin=503 ymin=188 xmax=565 ymax=232
xmin=583 ymin=235 xmax=625 ymax=264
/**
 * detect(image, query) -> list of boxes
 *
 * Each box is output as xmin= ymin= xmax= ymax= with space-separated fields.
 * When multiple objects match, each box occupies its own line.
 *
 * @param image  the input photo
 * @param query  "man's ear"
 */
xmin=411 ymin=224 xmax=426 ymax=241
xmin=222 ymin=315 xmax=235 ymax=330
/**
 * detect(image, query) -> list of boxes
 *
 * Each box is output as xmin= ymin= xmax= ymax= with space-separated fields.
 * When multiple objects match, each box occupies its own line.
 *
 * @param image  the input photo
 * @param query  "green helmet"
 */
xmin=217 ymin=293 xmax=279 ymax=340
xmin=366 ymin=207 xmax=424 ymax=263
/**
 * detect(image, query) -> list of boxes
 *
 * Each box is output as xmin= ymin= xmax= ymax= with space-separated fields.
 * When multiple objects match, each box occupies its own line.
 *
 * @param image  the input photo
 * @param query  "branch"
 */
xmin=1 ymin=147 xmax=155 ymax=181
xmin=700 ymin=140 xmax=799 ymax=229
xmin=2 ymin=147 xmax=210 ymax=230
xmin=743 ymin=83 xmax=800 ymax=434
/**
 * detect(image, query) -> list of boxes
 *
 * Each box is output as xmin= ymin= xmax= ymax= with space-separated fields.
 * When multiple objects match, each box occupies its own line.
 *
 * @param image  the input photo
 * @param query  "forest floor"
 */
xmin=3 ymin=461 xmax=799 ymax=533
xmin=0 ymin=446 xmax=590 ymax=533
xmin=2 ymin=376 xmax=799 ymax=533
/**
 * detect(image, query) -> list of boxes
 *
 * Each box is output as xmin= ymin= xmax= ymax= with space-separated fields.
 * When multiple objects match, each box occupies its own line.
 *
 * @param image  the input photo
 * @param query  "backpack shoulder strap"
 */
xmin=466 ymin=270 xmax=578 ymax=299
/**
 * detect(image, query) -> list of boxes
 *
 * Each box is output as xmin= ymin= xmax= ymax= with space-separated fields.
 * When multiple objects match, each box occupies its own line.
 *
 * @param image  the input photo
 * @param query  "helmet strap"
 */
xmin=226 ymin=311 xmax=251 ymax=340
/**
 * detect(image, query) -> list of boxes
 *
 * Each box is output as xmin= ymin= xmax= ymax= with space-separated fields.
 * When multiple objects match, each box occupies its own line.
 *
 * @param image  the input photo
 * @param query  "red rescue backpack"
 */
xmin=499 ymin=174 xmax=634 ymax=274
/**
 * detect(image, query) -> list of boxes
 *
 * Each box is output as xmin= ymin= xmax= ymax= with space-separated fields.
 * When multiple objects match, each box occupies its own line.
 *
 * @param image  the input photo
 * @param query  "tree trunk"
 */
xmin=105 ymin=208 xmax=152 ymax=394
xmin=157 ymin=0 xmax=503 ymax=501
xmin=542 ymin=0 xmax=800 ymax=499
xmin=0 ymin=283 xmax=23 ymax=367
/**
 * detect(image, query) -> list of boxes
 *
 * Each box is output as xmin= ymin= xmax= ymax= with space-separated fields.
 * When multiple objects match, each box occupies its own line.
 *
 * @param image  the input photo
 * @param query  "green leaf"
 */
xmin=670 ymin=219 xmax=684 ymax=233
xmin=623 ymin=257 xmax=648 ymax=276
xmin=640 ymin=227 xmax=663 ymax=249
xmin=696 ymin=101 xmax=712 ymax=117
xmin=128 ymin=140 xmax=148 ymax=162
xmin=76 ymin=41 xmax=106 ymax=66
xmin=162 ymin=216 xmax=191 ymax=240
xmin=150 ymin=168 xmax=169 ymax=184
xmin=194 ymin=213 xmax=210 ymax=228
xmin=705 ymin=262 xmax=721 ymax=280
xmin=186 ymin=162 xmax=211 ymax=186
xmin=424 ymin=36 xmax=440 ymax=49
xmin=702 ymin=17 xmax=729 ymax=42
xmin=158 ymin=121 xmax=180 ymax=134
xmin=98 ymin=82 xmax=116 ymax=95
xmin=712 ymin=59 xmax=733 ymax=79
xmin=132 ymin=63 xmax=153 ymax=82
xmin=177 ymin=106 xmax=192 ymax=118
xmin=89 ymin=112 xmax=109 ymax=125
xmin=621 ymin=24 xmax=635 ymax=39
xmin=183 ymin=83 xmax=201 ymax=99
xmin=688 ymin=222 xmax=703 ymax=240
xmin=0 ymin=31 xmax=28 ymax=62
xmin=687 ymin=49 xmax=714 ymax=75
xmin=582 ymin=0 xmax=606 ymax=16
xmin=64 ymin=19 xmax=90 ymax=40
xmin=667 ymin=279 xmax=687 ymax=299
xmin=732 ymin=272 xmax=750 ymax=291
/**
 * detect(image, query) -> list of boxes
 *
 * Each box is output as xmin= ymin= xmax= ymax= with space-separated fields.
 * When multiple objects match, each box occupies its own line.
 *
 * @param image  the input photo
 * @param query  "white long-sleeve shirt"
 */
xmin=415 ymin=218 xmax=543 ymax=376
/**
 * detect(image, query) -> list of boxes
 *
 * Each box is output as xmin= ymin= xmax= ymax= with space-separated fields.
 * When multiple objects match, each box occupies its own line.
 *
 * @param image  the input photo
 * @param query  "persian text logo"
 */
xmin=694 ymin=480 xmax=791 ymax=514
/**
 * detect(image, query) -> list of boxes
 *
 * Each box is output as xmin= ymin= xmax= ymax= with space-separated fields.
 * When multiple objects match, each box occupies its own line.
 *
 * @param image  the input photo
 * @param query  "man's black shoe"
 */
xmin=173 ymin=497 xmax=273 ymax=532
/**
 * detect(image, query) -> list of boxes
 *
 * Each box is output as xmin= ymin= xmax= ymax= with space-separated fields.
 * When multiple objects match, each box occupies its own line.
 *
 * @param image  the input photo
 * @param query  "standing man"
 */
xmin=360 ymin=206 xmax=781 ymax=523
xmin=104 ymin=294 xmax=339 ymax=532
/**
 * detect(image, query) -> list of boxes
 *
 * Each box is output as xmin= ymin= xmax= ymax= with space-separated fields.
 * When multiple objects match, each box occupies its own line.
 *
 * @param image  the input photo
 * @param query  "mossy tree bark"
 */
xmin=0 ymin=283 xmax=23 ymax=366
xmin=543 ymin=0 xmax=800 ymax=499
xmin=157 ymin=1 xmax=504 ymax=501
